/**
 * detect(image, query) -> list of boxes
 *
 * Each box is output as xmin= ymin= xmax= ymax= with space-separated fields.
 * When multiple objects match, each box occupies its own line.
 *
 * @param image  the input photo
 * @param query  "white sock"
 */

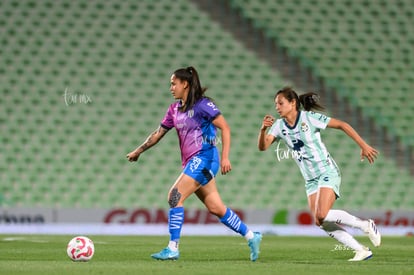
xmin=244 ymin=230 xmax=254 ymax=241
xmin=325 ymin=209 xmax=368 ymax=230
xmin=168 ymin=240 xmax=179 ymax=252
xmin=321 ymin=222 xmax=365 ymax=251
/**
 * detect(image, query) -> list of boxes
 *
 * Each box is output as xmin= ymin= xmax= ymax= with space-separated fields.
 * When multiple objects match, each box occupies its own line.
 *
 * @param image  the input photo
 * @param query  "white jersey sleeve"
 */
xmin=306 ymin=111 xmax=330 ymax=129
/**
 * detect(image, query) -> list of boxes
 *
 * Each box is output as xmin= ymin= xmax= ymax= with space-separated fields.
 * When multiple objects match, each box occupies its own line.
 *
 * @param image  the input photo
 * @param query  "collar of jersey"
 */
xmin=283 ymin=111 xmax=301 ymax=130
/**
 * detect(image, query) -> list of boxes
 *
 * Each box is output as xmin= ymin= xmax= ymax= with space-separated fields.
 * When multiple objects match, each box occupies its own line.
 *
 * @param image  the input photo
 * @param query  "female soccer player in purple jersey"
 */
xmin=127 ymin=66 xmax=261 ymax=261
xmin=258 ymin=87 xmax=381 ymax=261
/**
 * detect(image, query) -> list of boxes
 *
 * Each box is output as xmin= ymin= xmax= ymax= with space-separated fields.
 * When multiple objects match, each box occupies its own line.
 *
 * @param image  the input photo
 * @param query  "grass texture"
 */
xmin=0 ymin=235 xmax=413 ymax=275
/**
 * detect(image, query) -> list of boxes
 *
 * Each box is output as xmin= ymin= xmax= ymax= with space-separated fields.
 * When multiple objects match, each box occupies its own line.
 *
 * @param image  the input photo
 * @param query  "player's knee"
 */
xmin=315 ymin=213 xmax=326 ymax=227
xmin=315 ymin=218 xmax=324 ymax=227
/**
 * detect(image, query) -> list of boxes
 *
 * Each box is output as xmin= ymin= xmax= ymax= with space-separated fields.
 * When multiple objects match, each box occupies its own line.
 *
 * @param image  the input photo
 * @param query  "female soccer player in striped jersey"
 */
xmin=127 ymin=66 xmax=261 ymax=261
xmin=258 ymin=87 xmax=381 ymax=261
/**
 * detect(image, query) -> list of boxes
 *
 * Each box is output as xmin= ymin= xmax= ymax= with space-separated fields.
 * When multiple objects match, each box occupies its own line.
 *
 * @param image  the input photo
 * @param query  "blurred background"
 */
xmin=0 ymin=0 xmax=413 ymax=227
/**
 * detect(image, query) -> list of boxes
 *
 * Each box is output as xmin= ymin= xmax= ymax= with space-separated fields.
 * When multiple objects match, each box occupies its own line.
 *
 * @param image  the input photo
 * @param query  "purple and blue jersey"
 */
xmin=160 ymin=97 xmax=221 ymax=168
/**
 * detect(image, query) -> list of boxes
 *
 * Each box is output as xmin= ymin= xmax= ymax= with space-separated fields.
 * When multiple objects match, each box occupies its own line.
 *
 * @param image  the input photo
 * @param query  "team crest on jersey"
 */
xmin=188 ymin=109 xmax=194 ymax=118
xmin=301 ymin=122 xmax=309 ymax=132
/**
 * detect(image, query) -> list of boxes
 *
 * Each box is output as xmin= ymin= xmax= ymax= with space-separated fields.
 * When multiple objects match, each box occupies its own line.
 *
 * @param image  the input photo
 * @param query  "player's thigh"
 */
xmin=168 ymin=173 xmax=200 ymax=207
xmin=307 ymin=192 xmax=317 ymax=215
xmin=315 ymin=187 xmax=336 ymax=219
xmin=314 ymin=169 xmax=341 ymax=219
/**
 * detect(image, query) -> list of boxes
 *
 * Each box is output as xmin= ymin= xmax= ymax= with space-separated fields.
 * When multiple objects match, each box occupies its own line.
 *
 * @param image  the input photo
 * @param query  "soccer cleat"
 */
xmin=248 ymin=232 xmax=262 ymax=262
xmin=348 ymin=247 xmax=373 ymax=261
xmin=151 ymin=247 xmax=179 ymax=261
xmin=365 ymin=219 xmax=381 ymax=247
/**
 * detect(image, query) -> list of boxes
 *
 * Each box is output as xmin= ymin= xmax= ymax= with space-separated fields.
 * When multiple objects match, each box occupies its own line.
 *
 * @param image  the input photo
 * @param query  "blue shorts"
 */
xmin=305 ymin=167 xmax=341 ymax=198
xmin=183 ymin=148 xmax=219 ymax=186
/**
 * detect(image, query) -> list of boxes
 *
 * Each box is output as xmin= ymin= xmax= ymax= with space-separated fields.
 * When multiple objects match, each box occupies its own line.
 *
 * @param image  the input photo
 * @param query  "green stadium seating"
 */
xmin=232 ymin=0 xmax=414 ymax=149
xmin=0 ymin=0 xmax=412 ymax=211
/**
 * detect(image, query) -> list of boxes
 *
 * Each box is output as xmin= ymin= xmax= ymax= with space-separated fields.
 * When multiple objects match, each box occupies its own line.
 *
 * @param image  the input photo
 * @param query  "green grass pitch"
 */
xmin=0 ymin=235 xmax=413 ymax=275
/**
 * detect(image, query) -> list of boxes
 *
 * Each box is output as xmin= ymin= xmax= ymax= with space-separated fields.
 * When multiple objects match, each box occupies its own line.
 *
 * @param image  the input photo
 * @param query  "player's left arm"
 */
xmin=327 ymin=118 xmax=379 ymax=163
xmin=212 ymin=114 xmax=232 ymax=175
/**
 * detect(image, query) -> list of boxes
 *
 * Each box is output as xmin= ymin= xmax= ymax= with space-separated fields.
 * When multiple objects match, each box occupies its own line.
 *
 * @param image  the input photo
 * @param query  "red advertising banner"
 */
xmin=1 ymin=207 xmax=414 ymax=227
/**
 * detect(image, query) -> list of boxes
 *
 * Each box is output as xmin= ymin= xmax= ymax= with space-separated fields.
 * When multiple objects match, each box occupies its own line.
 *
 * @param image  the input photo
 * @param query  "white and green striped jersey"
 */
xmin=268 ymin=111 xmax=338 ymax=180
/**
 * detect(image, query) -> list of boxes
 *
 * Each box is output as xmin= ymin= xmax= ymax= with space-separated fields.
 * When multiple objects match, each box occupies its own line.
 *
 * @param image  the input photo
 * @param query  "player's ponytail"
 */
xmin=275 ymin=87 xmax=324 ymax=111
xmin=173 ymin=66 xmax=207 ymax=112
xmin=298 ymin=92 xmax=325 ymax=111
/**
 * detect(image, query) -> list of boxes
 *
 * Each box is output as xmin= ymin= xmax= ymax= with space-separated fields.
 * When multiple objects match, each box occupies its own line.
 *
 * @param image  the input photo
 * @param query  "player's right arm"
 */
xmin=258 ymin=115 xmax=276 ymax=151
xmin=126 ymin=126 xmax=169 ymax=162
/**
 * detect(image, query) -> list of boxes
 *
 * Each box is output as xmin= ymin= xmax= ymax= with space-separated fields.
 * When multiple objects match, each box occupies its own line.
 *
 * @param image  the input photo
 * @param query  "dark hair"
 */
xmin=275 ymin=86 xmax=324 ymax=111
xmin=173 ymin=66 xmax=208 ymax=112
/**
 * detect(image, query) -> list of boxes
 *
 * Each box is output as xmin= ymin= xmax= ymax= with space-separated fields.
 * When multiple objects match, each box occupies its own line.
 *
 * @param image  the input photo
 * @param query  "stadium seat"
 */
xmin=0 ymin=0 xmax=412 ymax=212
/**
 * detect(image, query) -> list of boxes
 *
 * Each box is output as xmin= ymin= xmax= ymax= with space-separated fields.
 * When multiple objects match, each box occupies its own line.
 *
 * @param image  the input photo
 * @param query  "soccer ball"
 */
xmin=67 ymin=236 xmax=95 ymax=262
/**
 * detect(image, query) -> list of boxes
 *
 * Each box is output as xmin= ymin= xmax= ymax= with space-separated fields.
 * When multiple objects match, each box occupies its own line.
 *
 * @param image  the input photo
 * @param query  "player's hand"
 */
xmin=220 ymin=158 xmax=232 ymax=175
xmin=360 ymin=145 xmax=379 ymax=164
xmin=126 ymin=150 xmax=140 ymax=162
xmin=261 ymin=115 xmax=275 ymax=130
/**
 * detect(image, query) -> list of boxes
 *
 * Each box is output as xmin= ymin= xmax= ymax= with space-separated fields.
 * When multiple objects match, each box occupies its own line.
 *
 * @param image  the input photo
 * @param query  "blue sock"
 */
xmin=169 ymin=207 xmax=184 ymax=242
xmin=220 ymin=208 xmax=248 ymax=236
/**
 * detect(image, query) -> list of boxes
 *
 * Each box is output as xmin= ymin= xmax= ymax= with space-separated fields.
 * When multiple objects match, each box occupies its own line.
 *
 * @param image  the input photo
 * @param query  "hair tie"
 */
xmin=311 ymin=94 xmax=319 ymax=103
